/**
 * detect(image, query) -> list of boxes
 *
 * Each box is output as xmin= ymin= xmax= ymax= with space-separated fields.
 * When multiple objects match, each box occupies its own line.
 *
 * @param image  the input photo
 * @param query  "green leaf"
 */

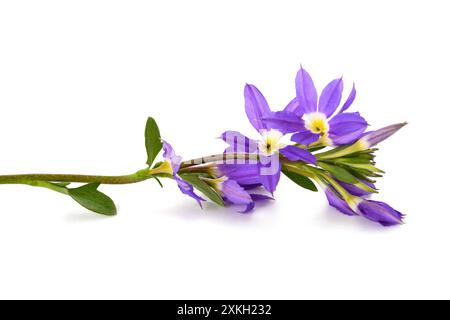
xmin=318 ymin=162 xmax=359 ymax=184
xmin=179 ymin=173 xmax=225 ymax=206
xmin=154 ymin=177 xmax=164 ymax=188
xmin=68 ymin=183 xmax=117 ymax=216
xmin=344 ymin=167 xmax=376 ymax=184
xmin=145 ymin=117 xmax=162 ymax=166
xmin=282 ymin=169 xmax=318 ymax=192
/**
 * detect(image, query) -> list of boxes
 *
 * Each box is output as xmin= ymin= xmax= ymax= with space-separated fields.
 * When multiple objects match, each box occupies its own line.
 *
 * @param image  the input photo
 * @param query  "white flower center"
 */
xmin=258 ymin=129 xmax=286 ymax=155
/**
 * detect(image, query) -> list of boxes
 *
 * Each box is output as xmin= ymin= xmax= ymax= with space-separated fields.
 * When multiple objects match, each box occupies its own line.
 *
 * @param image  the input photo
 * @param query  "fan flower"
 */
xmin=221 ymin=84 xmax=316 ymax=193
xmin=153 ymin=140 xmax=205 ymax=207
xmin=325 ymin=188 xmax=404 ymax=226
xmin=264 ymin=67 xmax=368 ymax=146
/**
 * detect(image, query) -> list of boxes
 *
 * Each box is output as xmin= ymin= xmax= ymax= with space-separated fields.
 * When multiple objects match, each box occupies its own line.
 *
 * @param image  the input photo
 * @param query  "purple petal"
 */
xmin=330 ymin=129 xmax=367 ymax=145
xmin=259 ymin=155 xmax=281 ymax=193
xmin=291 ymin=130 xmax=320 ymax=146
xmin=328 ymin=112 xmax=368 ymax=145
xmin=339 ymin=180 xmax=376 ymax=197
xmin=338 ymin=83 xmax=356 ymax=114
xmin=162 ymin=140 xmax=182 ymax=174
xmin=250 ymin=193 xmax=274 ymax=201
xmin=325 ymin=188 xmax=356 ymax=216
xmin=295 ymin=67 xmax=318 ymax=114
xmin=242 ymin=183 xmax=263 ymax=190
xmin=364 ymin=123 xmax=407 ymax=147
xmin=239 ymin=193 xmax=274 ymax=214
xmin=221 ymin=179 xmax=252 ymax=205
xmin=284 ymin=98 xmax=303 ymax=117
xmin=240 ymin=202 xmax=255 ymax=214
xmin=357 ymin=200 xmax=404 ymax=226
xmin=174 ymin=176 xmax=205 ymax=207
xmin=329 ymin=112 xmax=368 ymax=135
xmin=318 ymin=78 xmax=343 ymax=117
xmin=220 ymin=130 xmax=258 ymax=154
xmin=280 ymin=146 xmax=316 ymax=164
xmin=244 ymin=84 xmax=271 ymax=131
xmin=261 ymin=111 xmax=304 ymax=134
xmin=218 ymin=164 xmax=261 ymax=186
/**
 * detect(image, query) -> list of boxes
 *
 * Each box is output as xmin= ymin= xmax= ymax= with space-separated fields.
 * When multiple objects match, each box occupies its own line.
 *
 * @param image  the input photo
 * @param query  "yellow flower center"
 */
xmin=258 ymin=129 xmax=286 ymax=156
xmin=304 ymin=112 xmax=329 ymax=135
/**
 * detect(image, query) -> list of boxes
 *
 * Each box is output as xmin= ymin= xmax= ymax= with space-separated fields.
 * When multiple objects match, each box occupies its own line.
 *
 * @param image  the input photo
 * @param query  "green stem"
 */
xmin=0 ymin=169 xmax=152 ymax=185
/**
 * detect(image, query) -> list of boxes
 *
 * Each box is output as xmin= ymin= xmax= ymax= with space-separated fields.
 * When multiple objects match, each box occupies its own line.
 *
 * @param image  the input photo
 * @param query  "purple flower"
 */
xmin=161 ymin=140 xmax=205 ymax=207
xmin=264 ymin=67 xmax=368 ymax=146
xmin=358 ymin=122 xmax=407 ymax=149
xmin=357 ymin=199 xmax=404 ymax=227
xmin=324 ymin=186 xmax=403 ymax=226
xmin=221 ymin=84 xmax=316 ymax=193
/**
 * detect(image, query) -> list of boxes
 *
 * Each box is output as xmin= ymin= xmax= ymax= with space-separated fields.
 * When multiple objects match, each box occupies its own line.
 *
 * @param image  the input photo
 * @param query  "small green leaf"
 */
xmin=68 ymin=183 xmax=117 ymax=216
xmin=344 ymin=167 xmax=376 ymax=184
xmin=318 ymin=162 xmax=359 ymax=184
xmin=282 ymin=169 xmax=318 ymax=192
xmin=179 ymin=173 xmax=225 ymax=206
xmin=145 ymin=117 xmax=162 ymax=166
xmin=334 ymin=157 xmax=372 ymax=165
xmin=154 ymin=177 xmax=164 ymax=188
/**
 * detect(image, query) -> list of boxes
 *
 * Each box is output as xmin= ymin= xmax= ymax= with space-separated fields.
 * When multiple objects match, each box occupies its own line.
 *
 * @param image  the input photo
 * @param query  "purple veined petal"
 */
xmin=162 ymin=140 xmax=182 ymax=173
xmin=328 ymin=112 xmax=368 ymax=145
xmin=283 ymin=98 xmax=303 ymax=117
xmin=357 ymin=199 xmax=404 ymax=226
xmin=319 ymin=78 xmax=344 ymax=118
xmin=328 ymin=112 xmax=368 ymax=144
xmin=220 ymin=179 xmax=253 ymax=205
xmin=259 ymin=155 xmax=281 ymax=194
xmin=329 ymin=112 xmax=368 ymax=136
xmin=339 ymin=180 xmax=376 ymax=197
xmin=291 ymin=130 xmax=321 ymax=146
xmin=162 ymin=140 xmax=175 ymax=159
xmin=279 ymin=145 xmax=316 ymax=164
xmin=244 ymin=84 xmax=271 ymax=132
xmin=218 ymin=164 xmax=262 ymax=186
xmin=338 ymin=83 xmax=356 ymax=114
xmin=295 ymin=67 xmax=318 ymax=114
xmin=318 ymin=78 xmax=344 ymax=118
xmin=363 ymin=122 xmax=407 ymax=147
xmin=174 ymin=176 xmax=205 ymax=207
xmin=220 ymin=130 xmax=258 ymax=154
xmin=261 ymin=111 xmax=304 ymax=134
xmin=325 ymin=188 xmax=357 ymax=216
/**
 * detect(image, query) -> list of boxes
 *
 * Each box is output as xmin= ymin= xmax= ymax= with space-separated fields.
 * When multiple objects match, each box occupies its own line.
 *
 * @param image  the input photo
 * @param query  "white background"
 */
xmin=0 ymin=0 xmax=448 ymax=299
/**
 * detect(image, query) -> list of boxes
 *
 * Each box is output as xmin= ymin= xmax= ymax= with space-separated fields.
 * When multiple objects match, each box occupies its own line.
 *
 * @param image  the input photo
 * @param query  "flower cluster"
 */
xmin=153 ymin=67 xmax=406 ymax=226
xmin=0 ymin=66 xmax=406 ymax=226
